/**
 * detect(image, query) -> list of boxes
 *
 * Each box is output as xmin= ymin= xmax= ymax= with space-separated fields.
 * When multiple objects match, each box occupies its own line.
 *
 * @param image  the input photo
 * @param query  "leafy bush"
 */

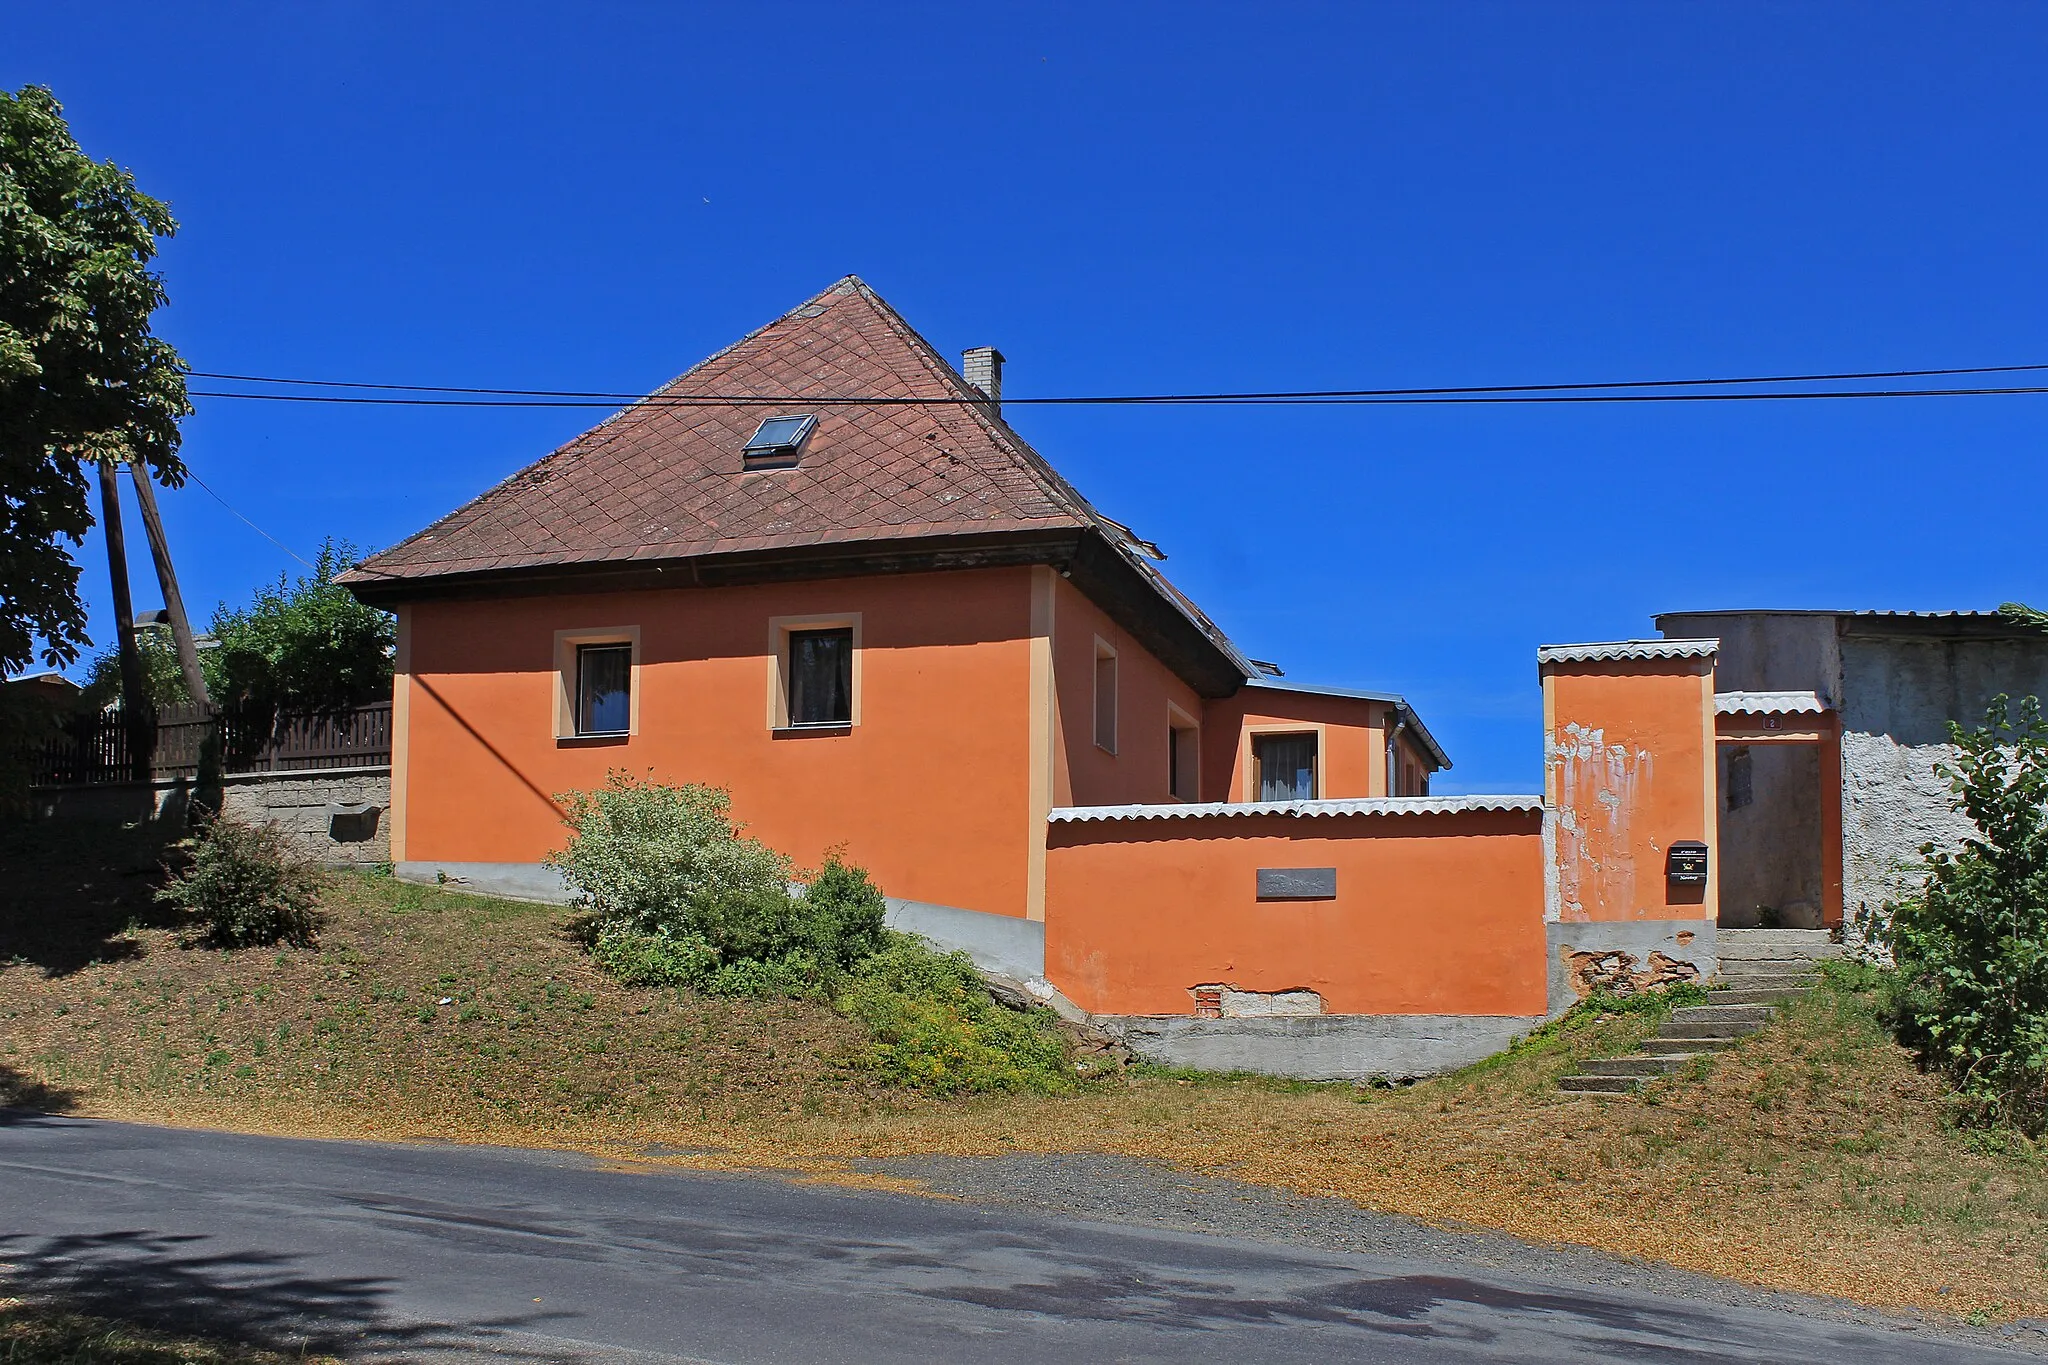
xmin=556 ymin=776 xmax=890 ymax=997
xmin=838 ymin=936 xmax=1074 ymax=1094
xmin=1879 ymin=694 xmax=2048 ymax=1133
xmin=548 ymin=774 xmax=790 ymax=936
xmin=208 ymin=538 xmax=395 ymax=716
xmin=155 ymin=815 xmax=323 ymax=947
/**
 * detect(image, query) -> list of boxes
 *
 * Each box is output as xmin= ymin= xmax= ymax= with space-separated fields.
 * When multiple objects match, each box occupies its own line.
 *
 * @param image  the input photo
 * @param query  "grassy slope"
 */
xmin=0 ymin=1300 xmax=343 ymax=1365
xmin=3 ymin=823 xmax=2044 ymax=1320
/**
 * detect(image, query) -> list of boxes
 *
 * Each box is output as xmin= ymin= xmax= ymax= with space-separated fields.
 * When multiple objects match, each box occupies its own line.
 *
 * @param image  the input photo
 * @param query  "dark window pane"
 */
xmin=788 ymin=628 xmax=852 ymax=725
xmin=1254 ymin=733 xmax=1317 ymax=802
xmin=577 ymin=644 xmax=631 ymax=734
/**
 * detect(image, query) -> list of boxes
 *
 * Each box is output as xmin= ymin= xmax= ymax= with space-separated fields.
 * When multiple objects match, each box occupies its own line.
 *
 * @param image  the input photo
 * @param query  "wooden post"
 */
xmin=97 ymin=457 xmax=153 ymax=781
xmin=125 ymin=463 xmax=211 ymax=709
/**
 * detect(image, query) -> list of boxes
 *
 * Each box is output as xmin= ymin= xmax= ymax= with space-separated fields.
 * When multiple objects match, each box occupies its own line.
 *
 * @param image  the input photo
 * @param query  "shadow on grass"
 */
xmin=0 ymin=1226 xmax=575 ymax=1360
xmin=0 ymin=820 xmax=187 ymax=977
xmin=0 ymin=1063 xmax=80 ymax=1118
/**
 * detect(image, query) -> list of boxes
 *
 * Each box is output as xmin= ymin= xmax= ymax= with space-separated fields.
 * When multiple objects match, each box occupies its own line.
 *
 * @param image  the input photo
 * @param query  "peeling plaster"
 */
xmin=1547 ymin=722 xmax=1655 ymax=921
xmin=1190 ymin=984 xmax=1325 ymax=1018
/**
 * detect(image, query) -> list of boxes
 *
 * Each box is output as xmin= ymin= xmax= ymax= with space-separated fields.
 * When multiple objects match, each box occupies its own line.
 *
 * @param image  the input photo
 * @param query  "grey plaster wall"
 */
xmin=31 ymin=768 xmax=390 ymax=866
xmin=1837 ymin=634 xmax=2048 ymax=922
xmin=1716 ymin=743 xmax=1824 ymax=928
xmin=1544 ymin=919 xmax=1716 ymax=1015
xmin=1655 ymin=611 xmax=1841 ymax=701
xmin=1100 ymin=1013 xmax=1545 ymax=1082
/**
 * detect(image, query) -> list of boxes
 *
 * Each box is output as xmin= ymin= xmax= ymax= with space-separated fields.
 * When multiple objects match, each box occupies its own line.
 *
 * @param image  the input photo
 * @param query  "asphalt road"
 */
xmin=0 ymin=1112 xmax=2031 ymax=1364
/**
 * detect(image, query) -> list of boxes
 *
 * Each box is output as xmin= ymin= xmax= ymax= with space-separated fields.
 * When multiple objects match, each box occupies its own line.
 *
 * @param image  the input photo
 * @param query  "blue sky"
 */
xmin=11 ymin=3 xmax=2046 ymax=792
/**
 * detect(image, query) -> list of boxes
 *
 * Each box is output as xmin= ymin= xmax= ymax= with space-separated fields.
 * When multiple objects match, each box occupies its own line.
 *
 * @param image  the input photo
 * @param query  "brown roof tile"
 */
xmin=343 ymin=276 xmax=1258 ymax=687
xmin=346 ymin=277 xmax=1100 ymax=583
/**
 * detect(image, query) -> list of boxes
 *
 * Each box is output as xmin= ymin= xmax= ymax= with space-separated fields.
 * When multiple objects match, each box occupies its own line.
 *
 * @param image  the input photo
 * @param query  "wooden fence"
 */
xmin=32 ymin=701 xmax=392 ymax=786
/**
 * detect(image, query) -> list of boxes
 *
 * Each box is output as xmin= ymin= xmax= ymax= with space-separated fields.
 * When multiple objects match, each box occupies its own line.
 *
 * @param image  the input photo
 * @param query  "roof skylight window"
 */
xmin=742 ymin=414 xmax=817 ymax=468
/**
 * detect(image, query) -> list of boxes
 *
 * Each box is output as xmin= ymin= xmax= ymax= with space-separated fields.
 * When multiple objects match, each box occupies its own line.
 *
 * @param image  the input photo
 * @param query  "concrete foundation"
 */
xmin=394 ymin=860 xmax=574 ymax=903
xmin=1099 ymin=1013 xmax=1545 ymax=1081
xmin=883 ymin=898 xmax=1045 ymax=981
xmin=1544 ymin=919 xmax=1716 ymax=1015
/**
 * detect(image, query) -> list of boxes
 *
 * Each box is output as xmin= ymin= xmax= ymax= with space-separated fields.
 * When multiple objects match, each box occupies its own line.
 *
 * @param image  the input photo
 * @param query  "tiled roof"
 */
xmin=1049 ymin=795 xmax=1543 ymax=822
xmin=344 ymin=277 xmax=1115 ymax=585
xmin=1537 ymin=638 xmax=1719 ymax=664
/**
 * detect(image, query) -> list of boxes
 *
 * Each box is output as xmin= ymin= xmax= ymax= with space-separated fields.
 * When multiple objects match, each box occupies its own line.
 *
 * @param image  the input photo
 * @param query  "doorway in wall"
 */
xmin=1713 ymin=707 xmax=1844 ymax=929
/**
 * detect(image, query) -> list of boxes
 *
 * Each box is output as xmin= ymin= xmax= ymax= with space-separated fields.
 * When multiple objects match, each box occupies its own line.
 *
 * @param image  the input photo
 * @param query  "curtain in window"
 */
xmin=577 ymin=644 xmax=631 ymax=734
xmin=789 ymin=628 xmax=853 ymax=725
xmin=1254 ymin=733 xmax=1316 ymax=801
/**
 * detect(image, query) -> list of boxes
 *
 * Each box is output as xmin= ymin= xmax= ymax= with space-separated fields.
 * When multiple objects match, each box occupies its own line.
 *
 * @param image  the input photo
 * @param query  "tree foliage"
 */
xmin=1881 ymin=694 xmax=2048 ymax=1133
xmin=0 ymin=85 xmax=190 ymax=675
xmin=208 ymin=539 xmax=395 ymax=714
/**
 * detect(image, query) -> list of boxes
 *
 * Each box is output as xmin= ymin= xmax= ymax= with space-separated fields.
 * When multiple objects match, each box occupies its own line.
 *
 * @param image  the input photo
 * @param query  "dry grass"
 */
xmin=0 ymin=1298 xmax=343 ymax=1364
xmin=4 ymin=823 xmax=2045 ymax=1323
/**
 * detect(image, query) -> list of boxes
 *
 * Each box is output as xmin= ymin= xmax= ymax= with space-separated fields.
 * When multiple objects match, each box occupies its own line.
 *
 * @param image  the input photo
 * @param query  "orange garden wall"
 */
xmin=1044 ymin=809 xmax=1548 ymax=1017
xmin=1200 ymin=686 xmax=1389 ymax=801
xmin=1543 ymin=653 xmax=1718 ymax=923
xmin=397 ymin=567 xmax=1040 ymax=919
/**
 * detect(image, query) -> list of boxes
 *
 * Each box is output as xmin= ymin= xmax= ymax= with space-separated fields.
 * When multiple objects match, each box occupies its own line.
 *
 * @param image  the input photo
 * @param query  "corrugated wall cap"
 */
xmin=1049 ymin=795 xmax=1542 ymax=823
xmin=1537 ymin=638 xmax=1719 ymax=665
xmin=1714 ymin=690 xmax=1830 ymax=716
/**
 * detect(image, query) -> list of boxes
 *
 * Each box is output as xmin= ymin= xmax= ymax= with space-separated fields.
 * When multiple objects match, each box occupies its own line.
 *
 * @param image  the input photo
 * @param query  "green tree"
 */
xmin=1882 ymin=694 xmax=2048 ymax=1132
xmin=0 ymin=85 xmax=190 ymax=675
xmin=208 ymin=539 xmax=395 ymax=715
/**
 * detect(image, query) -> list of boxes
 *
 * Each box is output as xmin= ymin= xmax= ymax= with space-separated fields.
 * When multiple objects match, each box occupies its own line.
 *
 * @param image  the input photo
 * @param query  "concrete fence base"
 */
xmin=29 ymin=766 xmax=392 ymax=867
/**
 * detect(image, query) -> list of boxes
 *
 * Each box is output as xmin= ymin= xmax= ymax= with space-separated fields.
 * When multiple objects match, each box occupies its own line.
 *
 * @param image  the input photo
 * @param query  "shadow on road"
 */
xmin=0 ymin=1227 xmax=574 ymax=1360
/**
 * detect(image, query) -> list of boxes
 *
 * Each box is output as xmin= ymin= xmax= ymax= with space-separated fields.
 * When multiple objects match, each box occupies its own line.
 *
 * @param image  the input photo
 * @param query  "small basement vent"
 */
xmin=742 ymin=414 xmax=817 ymax=469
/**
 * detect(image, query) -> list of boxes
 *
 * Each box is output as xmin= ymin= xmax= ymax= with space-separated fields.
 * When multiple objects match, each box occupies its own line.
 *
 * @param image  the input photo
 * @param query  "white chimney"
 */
xmin=961 ymin=346 xmax=1005 ymax=417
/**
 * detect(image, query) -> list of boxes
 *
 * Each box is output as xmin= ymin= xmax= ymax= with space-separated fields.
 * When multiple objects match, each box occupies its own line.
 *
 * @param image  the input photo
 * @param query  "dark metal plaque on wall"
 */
xmin=1256 ymin=867 xmax=1337 ymax=900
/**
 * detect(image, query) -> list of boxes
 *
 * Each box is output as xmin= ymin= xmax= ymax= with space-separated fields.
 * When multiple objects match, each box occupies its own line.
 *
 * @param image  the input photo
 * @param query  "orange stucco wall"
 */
xmin=1199 ymin=686 xmax=1388 ymax=801
xmin=1543 ymin=657 xmax=1717 ymax=922
xmin=1045 ymin=811 xmax=1548 ymax=1016
xmin=1051 ymin=576 xmax=1206 ymax=807
xmin=400 ymin=567 xmax=1040 ymax=918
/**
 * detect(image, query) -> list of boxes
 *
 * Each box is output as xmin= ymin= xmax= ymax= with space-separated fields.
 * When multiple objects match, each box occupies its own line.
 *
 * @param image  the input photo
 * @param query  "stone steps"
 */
xmin=1558 ymin=935 xmax=1838 ymax=1094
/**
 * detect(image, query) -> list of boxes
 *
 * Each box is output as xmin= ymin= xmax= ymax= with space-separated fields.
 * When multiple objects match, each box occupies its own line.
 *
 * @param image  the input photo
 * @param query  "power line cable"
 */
xmin=182 ymin=360 xmax=2048 ymax=403
xmin=183 ymin=383 xmax=2048 ymax=408
xmin=183 ymin=471 xmax=319 ymax=571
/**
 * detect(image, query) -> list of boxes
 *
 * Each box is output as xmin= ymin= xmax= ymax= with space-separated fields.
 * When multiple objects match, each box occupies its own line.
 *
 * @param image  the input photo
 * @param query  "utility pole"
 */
xmin=96 ymin=457 xmax=152 ymax=781
xmin=126 ymin=462 xmax=211 ymax=708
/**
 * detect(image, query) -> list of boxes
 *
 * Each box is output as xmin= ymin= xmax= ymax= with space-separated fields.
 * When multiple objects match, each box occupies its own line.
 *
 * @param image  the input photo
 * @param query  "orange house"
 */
xmin=346 ymin=278 xmax=1718 ymax=1079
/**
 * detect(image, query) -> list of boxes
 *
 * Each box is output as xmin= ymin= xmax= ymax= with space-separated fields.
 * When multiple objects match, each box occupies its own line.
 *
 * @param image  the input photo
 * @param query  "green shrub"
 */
xmin=1582 ymin=980 xmax=1709 ymax=1015
xmin=556 ymin=775 xmax=892 ymax=998
xmin=839 ymin=936 xmax=1074 ymax=1094
xmin=155 ymin=815 xmax=323 ymax=948
xmin=1879 ymin=694 xmax=2048 ymax=1133
xmin=547 ymin=773 xmax=790 ymax=936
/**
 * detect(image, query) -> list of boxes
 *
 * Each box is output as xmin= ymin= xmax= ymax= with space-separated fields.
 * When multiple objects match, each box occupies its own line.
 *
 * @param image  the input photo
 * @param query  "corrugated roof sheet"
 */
xmin=1537 ymin=638 xmax=1719 ymax=664
xmin=1049 ymin=795 xmax=1543 ymax=823
xmin=1715 ymin=690 xmax=1829 ymax=716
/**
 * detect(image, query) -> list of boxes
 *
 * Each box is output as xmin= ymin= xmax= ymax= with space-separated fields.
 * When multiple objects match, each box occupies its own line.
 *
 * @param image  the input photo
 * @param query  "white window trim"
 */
xmin=1168 ymin=701 xmax=1200 ymax=802
xmin=768 ymin=612 xmax=862 ymax=731
xmin=1241 ymin=722 xmax=1324 ymax=802
xmin=554 ymin=626 xmax=641 ymax=740
xmin=1092 ymin=636 xmax=1119 ymax=755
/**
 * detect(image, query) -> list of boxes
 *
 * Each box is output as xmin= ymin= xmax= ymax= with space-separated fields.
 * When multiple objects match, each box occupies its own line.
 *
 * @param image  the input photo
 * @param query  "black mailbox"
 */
xmin=1667 ymin=841 xmax=1709 ymax=886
